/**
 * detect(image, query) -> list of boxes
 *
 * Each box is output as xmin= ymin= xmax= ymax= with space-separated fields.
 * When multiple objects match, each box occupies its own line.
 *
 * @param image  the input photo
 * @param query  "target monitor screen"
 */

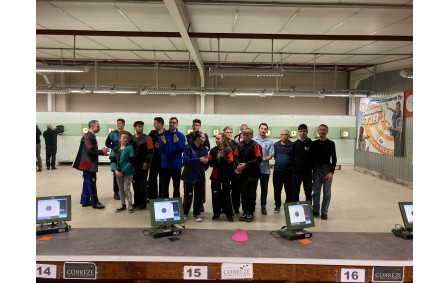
xmin=36 ymin=195 xmax=71 ymax=224
xmin=398 ymin=201 xmax=413 ymax=229
xmin=284 ymin=201 xmax=315 ymax=231
xmin=149 ymin=197 xmax=184 ymax=227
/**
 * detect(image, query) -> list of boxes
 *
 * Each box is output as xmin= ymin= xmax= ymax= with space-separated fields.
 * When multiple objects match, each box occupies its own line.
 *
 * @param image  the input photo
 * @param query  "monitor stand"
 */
xmin=392 ymin=228 xmax=413 ymax=239
xmin=277 ymin=228 xmax=312 ymax=240
xmin=148 ymin=224 xmax=182 ymax=238
xmin=36 ymin=222 xmax=70 ymax=235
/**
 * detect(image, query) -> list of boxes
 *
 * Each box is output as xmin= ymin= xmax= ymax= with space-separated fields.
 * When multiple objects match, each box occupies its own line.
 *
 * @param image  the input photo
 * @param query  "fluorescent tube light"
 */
xmin=36 ymin=65 xmax=90 ymax=73
xmin=209 ymin=68 xmax=284 ymax=77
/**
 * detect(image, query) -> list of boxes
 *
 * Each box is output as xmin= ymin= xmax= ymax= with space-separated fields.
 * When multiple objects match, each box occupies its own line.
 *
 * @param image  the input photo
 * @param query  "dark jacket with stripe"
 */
xmin=73 ymin=131 xmax=105 ymax=172
xmin=233 ymin=140 xmax=262 ymax=181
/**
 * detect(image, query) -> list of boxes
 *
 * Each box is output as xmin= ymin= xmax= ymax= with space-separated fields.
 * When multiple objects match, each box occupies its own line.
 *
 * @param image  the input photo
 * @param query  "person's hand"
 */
xmin=160 ymin=136 xmax=166 ymax=144
xmin=326 ymin=172 xmax=333 ymax=182
xmin=173 ymin=134 xmax=179 ymax=143
xmin=115 ymin=170 xmax=122 ymax=177
xmin=217 ymin=150 xmax=223 ymax=159
xmin=235 ymin=136 xmax=240 ymax=143
xmin=155 ymin=141 xmax=159 ymax=149
xmin=236 ymin=163 xmax=246 ymax=173
xmin=102 ymin=147 xmax=110 ymax=156
xmin=200 ymin=157 xmax=208 ymax=163
xmin=142 ymin=162 xmax=147 ymax=170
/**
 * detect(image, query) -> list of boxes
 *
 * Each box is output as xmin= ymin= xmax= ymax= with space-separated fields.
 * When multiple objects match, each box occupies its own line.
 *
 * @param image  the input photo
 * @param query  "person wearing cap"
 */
xmin=131 ymin=121 xmax=154 ymax=209
xmin=291 ymin=124 xmax=315 ymax=203
xmin=43 ymin=123 xmax=64 ymax=170
xmin=312 ymin=124 xmax=337 ymax=220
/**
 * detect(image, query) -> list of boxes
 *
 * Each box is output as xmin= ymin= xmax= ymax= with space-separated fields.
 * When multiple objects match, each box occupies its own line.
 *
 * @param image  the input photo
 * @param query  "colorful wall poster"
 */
xmin=357 ymin=92 xmax=404 ymax=156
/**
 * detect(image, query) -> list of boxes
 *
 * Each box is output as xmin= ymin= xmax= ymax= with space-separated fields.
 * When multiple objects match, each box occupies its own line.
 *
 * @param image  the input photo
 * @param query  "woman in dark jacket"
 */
xmin=208 ymin=133 xmax=235 ymax=222
xmin=181 ymin=131 xmax=209 ymax=222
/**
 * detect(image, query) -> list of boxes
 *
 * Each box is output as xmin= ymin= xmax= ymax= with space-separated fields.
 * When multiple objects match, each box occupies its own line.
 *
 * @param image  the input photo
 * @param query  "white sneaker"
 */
xmin=184 ymin=214 xmax=188 ymax=221
xmin=193 ymin=215 xmax=203 ymax=222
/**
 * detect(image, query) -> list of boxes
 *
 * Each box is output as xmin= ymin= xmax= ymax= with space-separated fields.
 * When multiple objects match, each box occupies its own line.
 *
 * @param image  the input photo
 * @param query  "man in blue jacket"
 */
xmin=158 ymin=117 xmax=186 ymax=198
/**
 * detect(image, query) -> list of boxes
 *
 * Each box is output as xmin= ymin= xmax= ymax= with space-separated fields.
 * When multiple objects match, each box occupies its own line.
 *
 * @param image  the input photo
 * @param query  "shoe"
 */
xmin=239 ymin=212 xmax=247 ymax=221
xmin=200 ymin=204 xmax=204 ymax=212
xmin=227 ymin=216 xmax=234 ymax=222
xmin=37 ymin=168 xmax=42 ymax=172
xmin=116 ymin=205 xmax=126 ymax=212
xmin=139 ymin=204 xmax=146 ymax=209
xmin=321 ymin=214 xmax=328 ymax=220
xmin=92 ymin=202 xmax=105 ymax=209
xmin=245 ymin=212 xmax=254 ymax=222
xmin=184 ymin=214 xmax=188 ymax=221
xmin=212 ymin=214 xmax=220 ymax=220
xmin=313 ymin=211 xmax=320 ymax=216
xmin=51 ymin=167 xmax=57 ymax=170
xmin=82 ymin=203 xmax=91 ymax=207
xmin=128 ymin=206 xmax=134 ymax=213
xmin=274 ymin=206 xmax=280 ymax=214
xmin=113 ymin=193 xmax=120 ymax=200
xmin=193 ymin=215 xmax=202 ymax=222
xmin=47 ymin=167 xmax=51 ymax=170
xmin=234 ymin=209 xmax=240 ymax=214
xmin=261 ymin=206 xmax=267 ymax=215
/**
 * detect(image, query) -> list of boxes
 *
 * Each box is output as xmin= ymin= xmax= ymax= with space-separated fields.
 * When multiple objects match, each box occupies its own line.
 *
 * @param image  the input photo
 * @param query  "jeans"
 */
xmin=81 ymin=171 xmax=99 ymax=206
xmin=273 ymin=170 xmax=292 ymax=207
xmin=132 ymin=169 xmax=148 ymax=206
xmin=159 ymin=168 xmax=181 ymax=198
xmin=36 ymin=143 xmax=42 ymax=170
xmin=211 ymin=179 xmax=233 ymax=217
xmin=45 ymin=144 xmax=57 ymax=168
xmin=117 ymin=175 xmax=133 ymax=206
xmin=183 ymin=179 xmax=204 ymax=216
xmin=258 ymin=174 xmax=270 ymax=207
xmin=291 ymin=174 xmax=313 ymax=202
xmin=312 ymin=168 xmax=332 ymax=214
xmin=147 ymin=156 xmax=161 ymax=199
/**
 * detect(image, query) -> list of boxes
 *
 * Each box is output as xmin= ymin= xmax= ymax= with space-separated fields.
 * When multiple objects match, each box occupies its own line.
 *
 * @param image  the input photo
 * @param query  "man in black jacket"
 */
xmin=43 ymin=123 xmax=64 ymax=170
xmin=291 ymin=124 xmax=315 ymax=202
xmin=147 ymin=117 xmax=166 ymax=200
xmin=132 ymin=121 xmax=154 ymax=209
xmin=234 ymin=128 xmax=262 ymax=222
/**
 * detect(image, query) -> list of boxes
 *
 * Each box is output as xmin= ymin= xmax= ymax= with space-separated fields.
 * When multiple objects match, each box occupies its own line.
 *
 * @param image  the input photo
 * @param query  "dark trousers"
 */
xmin=211 ymin=179 xmax=233 ymax=217
xmin=159 ymin=168 xmax=181 ymax=198
xmin=45 ymin=144 xmax=57 ymax=168
xmin=183 ymin=180 xmax=204 ymax=216
xmin=291 ymin=174 xmax=313 ymax=202
xmin=231 ymin=174 xmax=240 ymax=211
xmin=257 ymin=173 xmax=270 ymax=207
xmin=113 ymin=173 xmax=119 ymax=194
xmin=239 ymin=177 xmax=258 ymax=213
xmin=133 ymin=169 xmax=148 ymax=206
xmin=273 ymin=170 xmax=292 ymax=207
xmin=81 ymin=171 xmax=99 ymax=205
xmin=147 ymin=157 xmax=161 ymax=199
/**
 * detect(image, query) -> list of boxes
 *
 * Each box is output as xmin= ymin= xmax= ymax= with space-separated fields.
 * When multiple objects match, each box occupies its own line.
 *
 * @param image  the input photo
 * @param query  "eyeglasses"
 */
xmin=169 ymin=121 xmax=177 ymax=124
xmin=192 ymin=124 xmax=201 ymax=127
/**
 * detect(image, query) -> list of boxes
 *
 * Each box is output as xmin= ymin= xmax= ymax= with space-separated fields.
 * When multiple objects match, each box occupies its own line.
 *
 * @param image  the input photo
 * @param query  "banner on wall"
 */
xmin=357 ymin=92 xmax=405 ymax=156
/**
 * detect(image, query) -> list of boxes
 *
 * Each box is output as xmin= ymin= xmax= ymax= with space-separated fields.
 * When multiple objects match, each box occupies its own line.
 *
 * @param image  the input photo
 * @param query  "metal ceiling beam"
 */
xmin=36 ymin=59 xmax=373 ymax=71
xmin=163 ymin=0 xmax=205 ymax=88
xmin=36 ymin=29 xmax=413 ymax=42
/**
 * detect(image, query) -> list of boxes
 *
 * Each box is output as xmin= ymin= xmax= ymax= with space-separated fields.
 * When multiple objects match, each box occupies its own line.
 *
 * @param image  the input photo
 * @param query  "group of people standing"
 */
xmin=70 ymin=117 xmax=337 ymax=223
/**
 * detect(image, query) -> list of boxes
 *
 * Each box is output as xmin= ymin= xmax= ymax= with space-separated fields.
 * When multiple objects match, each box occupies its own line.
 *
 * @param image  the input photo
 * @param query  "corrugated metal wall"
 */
xmin=354 ymin=69 xmax=413 ymax=182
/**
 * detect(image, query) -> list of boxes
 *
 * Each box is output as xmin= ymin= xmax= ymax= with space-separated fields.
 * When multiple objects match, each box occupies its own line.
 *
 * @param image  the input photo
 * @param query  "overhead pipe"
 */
xmin=36 ymin=29 xmax=412 ymax=42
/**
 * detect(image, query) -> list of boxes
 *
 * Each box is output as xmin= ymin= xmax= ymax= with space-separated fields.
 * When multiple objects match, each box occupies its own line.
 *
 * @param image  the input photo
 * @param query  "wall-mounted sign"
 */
xmin=221 ymin=263 xmax=253 ymax=280
xmin=372 ymin=266 xmax=404 ymax=282
xmin=64 ymin=262 xmax=97 ymax=280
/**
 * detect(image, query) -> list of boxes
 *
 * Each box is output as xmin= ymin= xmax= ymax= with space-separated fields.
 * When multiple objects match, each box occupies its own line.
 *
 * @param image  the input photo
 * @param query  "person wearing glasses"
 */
xmin=158 ymin=117 xmax=186 ymax=198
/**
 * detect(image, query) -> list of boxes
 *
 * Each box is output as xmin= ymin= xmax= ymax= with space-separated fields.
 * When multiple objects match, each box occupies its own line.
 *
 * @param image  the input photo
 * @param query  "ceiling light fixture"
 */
xmin=209 ymin=68 xmax=284 ymax=77
xmin=36 ymin=65 xmax=90 ymax=73
xmin=399 ymin=69 xmax=413 ymax=79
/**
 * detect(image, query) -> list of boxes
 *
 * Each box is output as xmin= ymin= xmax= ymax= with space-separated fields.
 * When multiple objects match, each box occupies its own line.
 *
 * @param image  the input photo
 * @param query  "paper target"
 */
xmin=37 ymin=200 xmax=60 ymax=218
xmin=288 ymin=205 xmax=306 ymax=225
xmin=154 ymin=202 xmax=175 ymax=220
